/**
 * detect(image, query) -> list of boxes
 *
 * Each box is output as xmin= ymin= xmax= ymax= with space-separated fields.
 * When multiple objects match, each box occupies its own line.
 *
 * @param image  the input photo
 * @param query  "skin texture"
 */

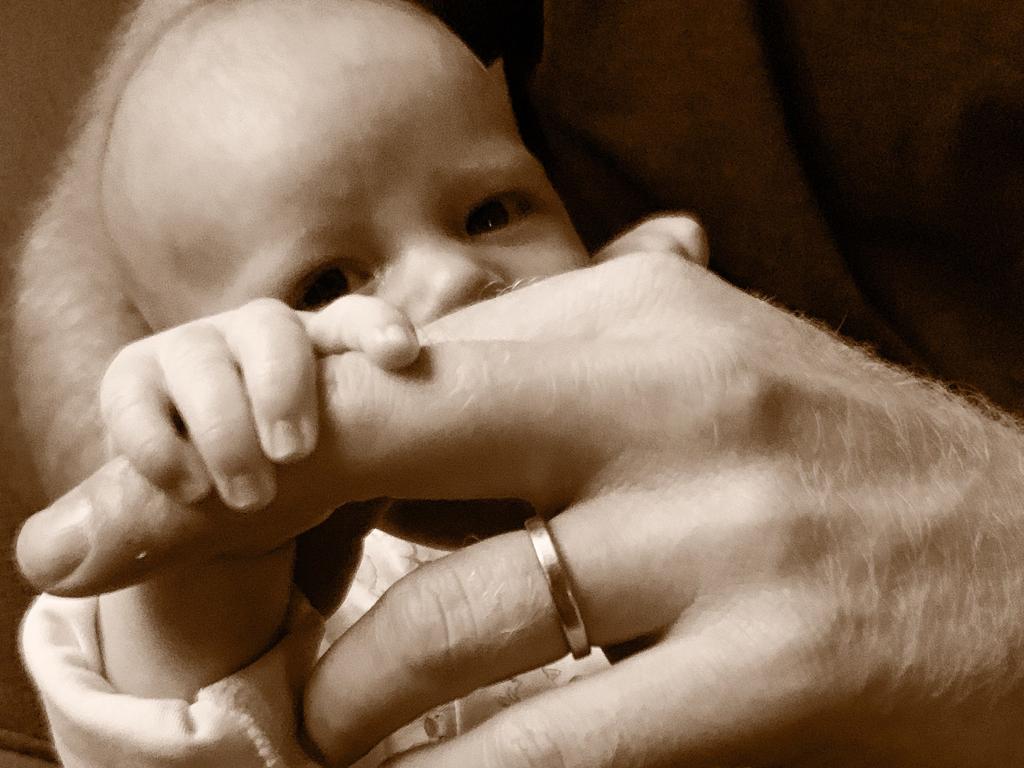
xmin=18 ymin=251 xmax=1024 ymax=766
xmin=14 ymin=1 xmax=1024 ymax=766
xmin=20 ymin=0 xmax=588 ymax=700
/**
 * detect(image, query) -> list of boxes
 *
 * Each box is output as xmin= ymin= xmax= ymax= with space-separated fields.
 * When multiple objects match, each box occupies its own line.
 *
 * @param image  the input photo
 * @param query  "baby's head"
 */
xmin=101 ymin=0 xmax=587 ymax=330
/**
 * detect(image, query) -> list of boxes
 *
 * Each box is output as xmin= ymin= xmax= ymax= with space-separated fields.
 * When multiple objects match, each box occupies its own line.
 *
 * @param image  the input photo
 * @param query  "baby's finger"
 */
xmin=223 ymin=298 xmax=318 ymax=463
xmin=99 ymin=347 xmax=211 ymax=503
xmin=300 ymin=295 xmax=419 ymax=369
xmin=383 ymin=606 xmax=821 ymax=768
xmin=159 ymin=323 xmax=275 ymax=511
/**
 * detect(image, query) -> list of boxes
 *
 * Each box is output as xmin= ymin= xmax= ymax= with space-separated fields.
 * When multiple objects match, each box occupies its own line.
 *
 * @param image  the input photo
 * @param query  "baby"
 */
xmin=24 ymin=0 xmax=704 ymax=763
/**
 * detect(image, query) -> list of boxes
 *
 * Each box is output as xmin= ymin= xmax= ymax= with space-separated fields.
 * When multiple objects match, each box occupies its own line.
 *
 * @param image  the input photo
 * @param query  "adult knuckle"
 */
xmin=671 ymin=211 xmax=705 ymax=239
xmin=319 ymin=353 xmax=379 ymax=416
xmin=486 ymin=714 xmax=570 ymax=768
xmin=636 ymin=247 xmax=693 ymax=280
xmin=377 ymin=562 xmax=483 ymax=683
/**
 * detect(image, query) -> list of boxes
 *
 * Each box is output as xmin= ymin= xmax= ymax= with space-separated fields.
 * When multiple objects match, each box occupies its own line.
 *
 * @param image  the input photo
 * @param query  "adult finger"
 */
xmin=99 ymin=346 xmax=210 ymax=503
xmin=17 ymin=255 xmax=730 ymax=592
xmin=15 ymin=340 xmax=607 ymax=594
xmin=17 ymin=324 xmax=727 ymax=595
xmin=160 ymin=323 xmax=275 ymax=510
xmin=420 ymin=251 xmax=701 ymax=343
xmin=299 ymin=294 xmax=419 ymax=369
xmin=223 ymin=298 xmax=318 ymax=463
xmin=381 ymin=597 xmax=829 ymax=768
xmin=303 ymin=500 xmax=699 ymax=765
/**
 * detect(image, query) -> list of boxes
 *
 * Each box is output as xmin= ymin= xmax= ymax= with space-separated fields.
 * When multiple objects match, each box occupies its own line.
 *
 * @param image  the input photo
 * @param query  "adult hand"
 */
xmin=17 ymin=249 xmax=1024 ymax=766
xmin=14 ymin=214 xmax=708 ymax=599
xmin=302 ymin=260 xmax=1022 ymax=764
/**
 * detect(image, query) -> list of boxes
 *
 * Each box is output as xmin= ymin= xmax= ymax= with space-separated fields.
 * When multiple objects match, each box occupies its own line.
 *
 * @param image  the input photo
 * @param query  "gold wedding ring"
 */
xmin=525 ymin=515 xmax=591 ymax=660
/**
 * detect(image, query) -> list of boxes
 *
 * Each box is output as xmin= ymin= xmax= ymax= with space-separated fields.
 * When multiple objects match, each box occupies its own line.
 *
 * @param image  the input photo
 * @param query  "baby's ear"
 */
xmin=484 ymin=59 xmax=509 ymax=86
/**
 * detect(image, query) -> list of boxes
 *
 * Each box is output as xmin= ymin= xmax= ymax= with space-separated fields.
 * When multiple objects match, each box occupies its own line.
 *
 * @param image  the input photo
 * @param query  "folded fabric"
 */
xmin=21 ymin=531 xmax=608 ymax=767
xmin=22 ymin=591 xmax=323 ymax=768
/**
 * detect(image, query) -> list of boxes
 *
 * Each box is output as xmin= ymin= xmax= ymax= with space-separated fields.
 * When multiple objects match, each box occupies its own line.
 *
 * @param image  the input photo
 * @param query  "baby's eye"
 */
xmin=296 ymin=267 xmax=350 ymax=310
xmin=464 ymin=193 xmax=531 ymax=237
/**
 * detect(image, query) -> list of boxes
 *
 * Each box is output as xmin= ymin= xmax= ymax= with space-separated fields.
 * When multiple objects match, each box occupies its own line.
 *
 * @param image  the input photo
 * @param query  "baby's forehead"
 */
xmin=143 ymin=1 xmax=498 ymax=150
xmin=173 ymin=1 xmax=483 ymax=94
xmin=106 ymin=1 xmax=508 ymax=201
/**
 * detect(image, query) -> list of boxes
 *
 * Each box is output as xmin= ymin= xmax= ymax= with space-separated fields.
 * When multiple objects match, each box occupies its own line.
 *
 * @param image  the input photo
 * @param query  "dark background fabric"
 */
xmin=1 ymin=3 xmax=135 ymax=763
xmin=2 ymin=1 xmax=1021 ymax=763
xmin=529 ymin=1 xmax=1024 ymax=413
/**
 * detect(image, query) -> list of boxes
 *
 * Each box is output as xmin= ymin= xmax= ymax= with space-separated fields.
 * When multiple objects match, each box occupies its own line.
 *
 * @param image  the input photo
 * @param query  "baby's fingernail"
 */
xmin=269 ymin=420 xmax=304 ymax=461
xmin=299 ymin=416 xmax=318 ymax=453
xmin=268 ymin=418 xmax=317 ymax=462
xmin=16 ymin=496 xmax=92 ymax=589
xmin=219 ymin=471 xmax=275 ymax=511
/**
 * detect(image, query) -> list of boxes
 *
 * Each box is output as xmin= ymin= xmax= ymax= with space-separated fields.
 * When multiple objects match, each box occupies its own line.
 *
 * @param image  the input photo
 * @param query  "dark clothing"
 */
xmin=530 ymin=1 xmax=1024 ymax=414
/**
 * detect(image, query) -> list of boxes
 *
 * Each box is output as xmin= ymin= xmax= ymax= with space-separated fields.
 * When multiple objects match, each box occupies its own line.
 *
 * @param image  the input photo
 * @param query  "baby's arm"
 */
xmin=97 ymin=294 xmax=419 ymax=698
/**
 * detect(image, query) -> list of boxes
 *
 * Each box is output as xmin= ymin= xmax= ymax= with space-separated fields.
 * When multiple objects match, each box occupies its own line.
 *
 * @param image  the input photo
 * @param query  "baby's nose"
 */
xmin=377 ymin=246 xmax=502 ymax=324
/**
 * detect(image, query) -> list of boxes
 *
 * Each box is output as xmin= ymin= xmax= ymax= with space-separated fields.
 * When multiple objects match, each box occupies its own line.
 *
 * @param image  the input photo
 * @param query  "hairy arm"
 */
xmin=14 ymin=0 xmax=293 ymax=700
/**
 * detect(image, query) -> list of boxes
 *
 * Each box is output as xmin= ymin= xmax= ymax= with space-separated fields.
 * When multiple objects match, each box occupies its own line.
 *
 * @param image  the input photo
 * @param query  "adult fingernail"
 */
xmin=16 ymin=497 xmax=92 ymax=589
xmin=219 ymin=470 xmax=275 ymax=511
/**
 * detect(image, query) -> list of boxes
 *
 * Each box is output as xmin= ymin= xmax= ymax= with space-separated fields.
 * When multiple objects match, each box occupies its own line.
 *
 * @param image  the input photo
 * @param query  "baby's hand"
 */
xmin=100 ymin=296 xmax=418 ymax=511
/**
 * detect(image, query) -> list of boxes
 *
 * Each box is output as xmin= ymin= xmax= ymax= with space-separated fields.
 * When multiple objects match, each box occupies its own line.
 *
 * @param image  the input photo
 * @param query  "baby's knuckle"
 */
xmin=100 ymin=349 xmax=142 ymax=395
xmin=160 ymin=324 xmax=222 ymax=366
xmin=242 ymin=297 xmax=294 ymax=324
xmin=128 ymin=433 xmax=179 ymax=481
xmin=99 ymin=384 xmax=145 ymax=430
xmin=245 ymin=362 xmax=299 ymax=398
xmin=106 ymin=343 xmax=140 ymax=373
xmin=98 ymin=373 xmax=123 ymax=416
xmin=189 ymin=418 xmax=244 ymax=454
